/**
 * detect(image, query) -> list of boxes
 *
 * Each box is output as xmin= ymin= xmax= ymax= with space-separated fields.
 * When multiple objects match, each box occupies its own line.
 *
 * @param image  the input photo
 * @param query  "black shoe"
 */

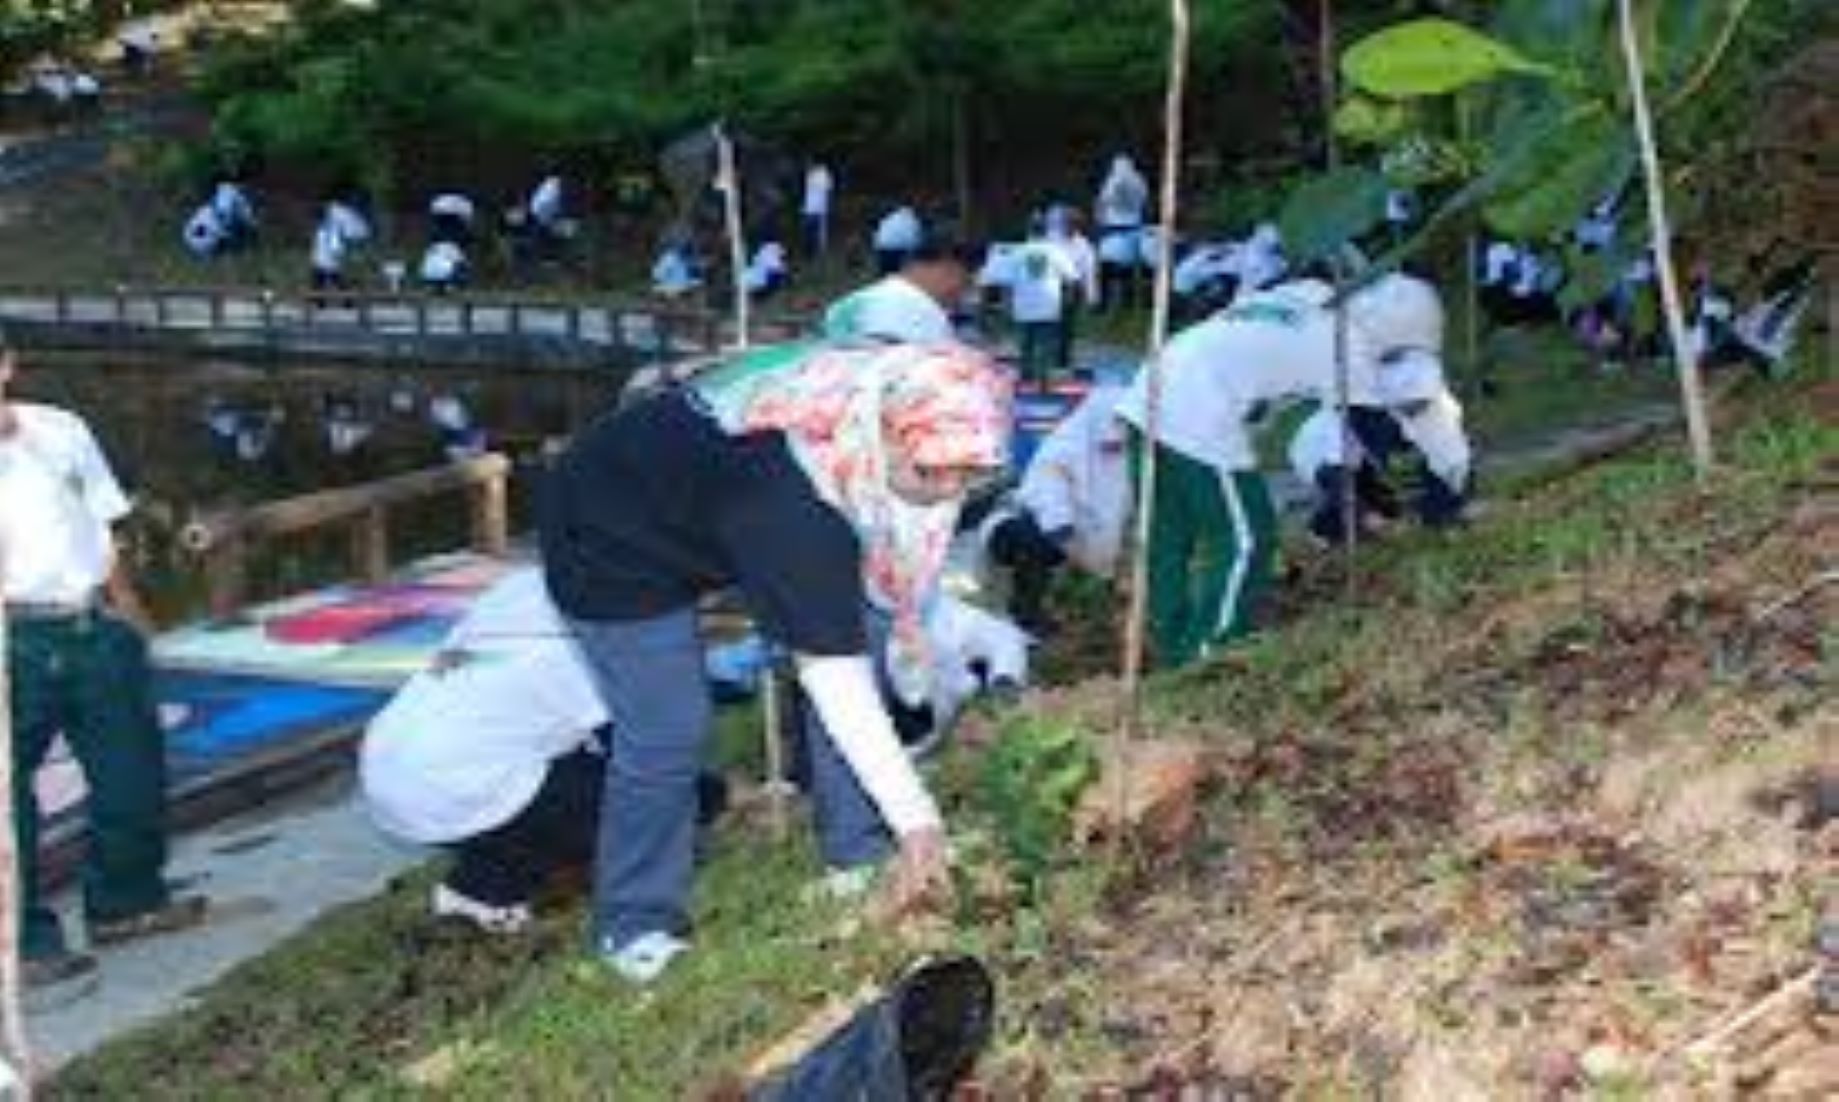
xmin=24 ymin=949 xmax=100 ymax=1009
xmin=89 ymin=895 xmax=210 ymax=947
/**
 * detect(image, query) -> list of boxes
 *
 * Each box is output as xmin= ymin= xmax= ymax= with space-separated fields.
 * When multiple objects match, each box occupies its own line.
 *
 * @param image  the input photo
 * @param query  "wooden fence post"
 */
xmin=471 ymin=472 xmax=509 ymax=557
xmin=354 ymin=506 xmax=390 ymax=585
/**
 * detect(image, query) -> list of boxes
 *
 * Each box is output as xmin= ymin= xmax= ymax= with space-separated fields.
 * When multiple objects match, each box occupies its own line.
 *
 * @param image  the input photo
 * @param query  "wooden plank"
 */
xmin=186 ymin=455 xmax=512 ymax=549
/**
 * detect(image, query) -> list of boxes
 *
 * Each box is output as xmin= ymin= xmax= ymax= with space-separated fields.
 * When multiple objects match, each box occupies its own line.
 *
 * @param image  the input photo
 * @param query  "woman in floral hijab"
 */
xmin=541 ymin=340 xmax=1009 ymax=981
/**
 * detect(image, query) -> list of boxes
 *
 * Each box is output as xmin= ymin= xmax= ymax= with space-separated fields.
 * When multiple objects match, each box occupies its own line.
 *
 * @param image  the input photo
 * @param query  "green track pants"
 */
xmin=1129 ymin=436 xmax=1279 ymax=668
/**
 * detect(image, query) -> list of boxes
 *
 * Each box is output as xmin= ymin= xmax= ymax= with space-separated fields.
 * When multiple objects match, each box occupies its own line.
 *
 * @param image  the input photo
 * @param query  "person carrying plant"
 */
xmin=540 ymin=341 xmax=1010 ymax=982
xmin=1117 ymin=273 xmax=1447 ymax=666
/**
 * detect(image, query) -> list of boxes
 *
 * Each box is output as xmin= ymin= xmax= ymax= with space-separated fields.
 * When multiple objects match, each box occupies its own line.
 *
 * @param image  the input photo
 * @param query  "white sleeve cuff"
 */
xmin=796 ymin=654 xmax=942 ymax=837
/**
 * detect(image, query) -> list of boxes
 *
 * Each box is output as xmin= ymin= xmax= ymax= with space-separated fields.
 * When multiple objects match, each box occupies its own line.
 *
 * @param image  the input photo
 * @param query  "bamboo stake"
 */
xmin=0 ymin=550 xmax=33 ymax=1097
xmin=1617 ymin=0 xmax=1715 ymax=480
xmin=712 ymin=122 xmax=751 ymax=352
xmin=1318 ymin=0 xmax=1360 ymax=589
xmin=1118 ymin=0 xmax=1191 ymax=772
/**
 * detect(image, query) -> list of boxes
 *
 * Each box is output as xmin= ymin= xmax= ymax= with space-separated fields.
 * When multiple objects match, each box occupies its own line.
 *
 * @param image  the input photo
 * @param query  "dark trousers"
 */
xmin=9 ymin=613 xmax=171 ymax=958
xmin=1100 ymin=262 xmax=1138 ymax=313
xmin=446 ymin=746 xmax=604 ymax=907
xmin=803 ymin=213 xmax=828 ymax=258
xmin=1056 ymin=298 xmax=1082 ymax=370
xmin=1017 ymin=322 xmax=1063 ymax=384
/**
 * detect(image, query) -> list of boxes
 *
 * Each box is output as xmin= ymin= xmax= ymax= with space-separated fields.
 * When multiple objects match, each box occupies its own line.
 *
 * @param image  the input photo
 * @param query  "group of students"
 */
xmin=351 ymin=197 xmax=1477 ymax=986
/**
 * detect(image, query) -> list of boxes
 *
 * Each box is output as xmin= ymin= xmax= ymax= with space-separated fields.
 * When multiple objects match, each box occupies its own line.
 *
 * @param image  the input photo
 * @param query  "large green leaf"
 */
xmin=1343 ymin=18 xmax=1553 ymax=99
xmin=1279 ymin=166 xmax=1391 ymax=265
xmin=1481 ymin=108 xmax=1635 ymax=239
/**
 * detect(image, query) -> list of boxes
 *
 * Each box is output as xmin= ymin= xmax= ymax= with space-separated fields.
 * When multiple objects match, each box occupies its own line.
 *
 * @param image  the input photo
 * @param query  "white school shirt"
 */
xmin=823 ymin=275 xmax=954 ymax=343
xmin=429 ymin=193 xmax=476 ymax=222
xmin=1008 ymin=240 xmax=1080 ymax=324
xmin=183 ymin=205 xmax=225 ymax=256
xmin=744 ymin=242 xmax=788 ymax=292
xmin=924 ymin=595 xmax=1031 ymax=728
xmin=651 ymin=248 xmax=700 ymax=295
xmin=802 ymin=165 xmax=835 ymax=217
xmin=1287 ymin=392 xmax=1472 ymax=493
xmin=420 ymin=241 xmax=466 ymax=283
xmin=311 ymin=222 xmax=346 ymax=273
xmin=530 ymin=177 xmax=564 ymax=226
xmin=1117 ymin=280 xmax=1391 ymax=470
xmin=0 ymin=404 xmax=131 ymax=604
xmin=1172 ymin=243 xmax=1240 ymax=297
xmin=360 ymin=568 xmax=609 ymax=844
xmin=872 ymin=207 xmax=922 ymax=252
xmin=211 ymin=183 xmax=253 ymax=229
xmin=977 ymin=242 xmax=1023 ymax=289
xmin=326 ymin=202 xmax=371 ymax=244
xmin=1096 ymin=157 xmax=1149 ymax=229
xmin=1236 ymin=224 xmax=1288 ymax=292
xmin=1481 ymin=241 xmax=1518 ymax=287
xmin=1051 ymin=231 xmax=1101 ymax=305
xmin=1014 ymin=382 xmax=1132 ymax=576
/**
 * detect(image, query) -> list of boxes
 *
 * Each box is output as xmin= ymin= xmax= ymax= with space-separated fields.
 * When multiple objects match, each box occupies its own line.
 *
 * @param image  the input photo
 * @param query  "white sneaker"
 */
xmin=431 ymin=884 xmax=531 ymax=934
xmin=602 ymin=931 xmax=689 ymax=983
xmin=816 ymin=865 xmax=879 ymax=902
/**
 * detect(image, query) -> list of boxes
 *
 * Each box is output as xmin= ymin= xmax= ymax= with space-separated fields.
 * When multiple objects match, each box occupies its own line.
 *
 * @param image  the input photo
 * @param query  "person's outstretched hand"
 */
xmin=880 ymin=826 xmax=952 ymax=920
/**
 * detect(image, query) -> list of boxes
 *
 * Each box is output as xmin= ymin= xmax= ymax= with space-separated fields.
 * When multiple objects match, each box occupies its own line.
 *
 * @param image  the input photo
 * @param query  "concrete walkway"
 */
xmin=25 ymin=777 xmax=422 ymax=1071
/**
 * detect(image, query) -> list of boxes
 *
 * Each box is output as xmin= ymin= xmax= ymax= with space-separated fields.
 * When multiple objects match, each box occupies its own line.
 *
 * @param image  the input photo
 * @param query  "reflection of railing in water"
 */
xmin=0 ymin=283 xmax=815 ymax=365
xmin=179 ymin=454 xmax=512 ymax=621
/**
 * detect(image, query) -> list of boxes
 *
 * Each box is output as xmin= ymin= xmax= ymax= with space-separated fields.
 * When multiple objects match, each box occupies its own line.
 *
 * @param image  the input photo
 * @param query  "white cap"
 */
xmin=1348 ymin=273 xmax=1445 ymax=358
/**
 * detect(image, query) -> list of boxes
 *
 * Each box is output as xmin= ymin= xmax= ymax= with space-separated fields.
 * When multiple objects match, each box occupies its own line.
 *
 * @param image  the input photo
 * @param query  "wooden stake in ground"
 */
xmin=1316 ymin=0 xmax=1361 ymax=592
xmin=1617 ymin=0 xmax=1714 ymax=479
xmin=0 ymin=564 xmax=34 ymax=1096
xmin=712 ymin=122 xmax=751 ymax=352
xmin=1117 ymin=0 xmax=1191 ymax=767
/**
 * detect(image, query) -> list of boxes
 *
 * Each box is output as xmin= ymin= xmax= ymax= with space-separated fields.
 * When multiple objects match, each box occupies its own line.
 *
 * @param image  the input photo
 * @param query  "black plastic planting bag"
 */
xmin=750 ymin=956 xmax=996 ymax=1101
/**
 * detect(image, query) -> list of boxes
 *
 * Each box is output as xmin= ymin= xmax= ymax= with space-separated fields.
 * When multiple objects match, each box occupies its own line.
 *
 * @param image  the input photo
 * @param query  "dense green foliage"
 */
xmin=195 ymin=0 xmax=1293 ymax=202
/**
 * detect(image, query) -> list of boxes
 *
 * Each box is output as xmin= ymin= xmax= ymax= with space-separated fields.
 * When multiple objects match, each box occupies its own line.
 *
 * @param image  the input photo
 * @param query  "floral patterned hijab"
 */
xmin=695 ymin=342 xmax=1011 ymax=702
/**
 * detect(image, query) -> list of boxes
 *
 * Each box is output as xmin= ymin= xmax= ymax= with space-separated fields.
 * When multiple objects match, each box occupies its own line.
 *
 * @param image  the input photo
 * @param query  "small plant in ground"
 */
xmin=974 ymin=714 xmax=1100 ymax=893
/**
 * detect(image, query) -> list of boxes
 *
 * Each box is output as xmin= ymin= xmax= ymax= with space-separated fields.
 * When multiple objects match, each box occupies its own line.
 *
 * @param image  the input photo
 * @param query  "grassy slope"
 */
xmin=52 ymin=371 xmax=1835 ymax=1099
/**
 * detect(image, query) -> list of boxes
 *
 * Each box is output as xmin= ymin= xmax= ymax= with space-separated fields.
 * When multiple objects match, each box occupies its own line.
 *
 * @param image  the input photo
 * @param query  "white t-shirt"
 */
xmin=1096 ymin=156 xmax=1149 ymax=229
xmin=326 ymin=202 xmax=371 ymax=244
xmin=1289 ymin=392 xmax=1472 ymax=493
xmin=212 ymin=182 xmax=254 ymax=229
xmin=744 ymin=242 xmax=788 ymax=292
xmin=184 ymin=205 xmax=225 ymax=257
xmin=872 ymin=207 xmax=922 ymax=252
xmin=802 ymin=165 xmax=835 ymax=217
xmin=1236 ymin=225 xmax=1288 ymax=292
xmin=429 ymin=193 xmax=476 ymax=222
xmin=1008 ymin=240 xmax=1081 ymax=324
xmin=1098 ymin=228 xmax=1141 ymax=267
xmin=1481 ymin=241 xmax=1519 ymax=287
xmin=1117 ymin=280 xmax=1388 ymax=470
xmin=420 ymin=241 xmax=466 ymax=283
xmin=823 ymin=275 xmax=954 ymax=343
xmin=0 ymin=404 xmax=131 ymax=604
xmin=1051 ymin=231 xmax=1101 ymax=305
xmin=1014 ymin=382 xmax=1132 ymax=576
xmin=530 ymin=177 xmax=564 ymax=227
xmin=977 ymin=242 xmax=1023 ymax=289
xmin=311 ymin=222 xmax=346 ymax=273
xmin=1172 ymin=243 xmax=1240 ymax=297
xmin=924 ymin=595 xmax=1030 ymax=728
xmin=360 ymin=568 xmax=608 ymax=844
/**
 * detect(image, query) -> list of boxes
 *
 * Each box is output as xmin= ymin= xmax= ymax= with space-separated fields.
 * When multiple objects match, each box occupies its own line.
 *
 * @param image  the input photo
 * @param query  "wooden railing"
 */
xmin=179 ymin=454 xmax=512 ymax=621
xmin=0 ymin=282 xmax=815 ymax=357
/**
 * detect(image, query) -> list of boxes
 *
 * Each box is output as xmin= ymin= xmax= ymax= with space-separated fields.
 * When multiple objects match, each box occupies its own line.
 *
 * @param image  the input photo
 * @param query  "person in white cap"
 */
xmin=1287 ymin=356 xmax=1473 ymax=546
xmin=1116 ymin=272 xmax=1447 ymax=666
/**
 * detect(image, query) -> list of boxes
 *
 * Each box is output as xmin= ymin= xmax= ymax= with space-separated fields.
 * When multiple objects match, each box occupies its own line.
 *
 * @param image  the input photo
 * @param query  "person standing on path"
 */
xmin=802 ymin=162 xmax=836 ymax=259
xmin=540 ymin=342 xmax=1009 ymax=982
xmin=0 ymin=330 xmax=208 ymax=1004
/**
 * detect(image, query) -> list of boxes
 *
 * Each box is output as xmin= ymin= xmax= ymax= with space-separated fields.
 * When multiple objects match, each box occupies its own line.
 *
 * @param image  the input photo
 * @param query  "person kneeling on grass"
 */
xmin=541 ymin=341 xmax=1009 ymax=982
xmin=1117 ymin=273 xmax=1448 ymax=667
xmin=360 ymin=566 xmax=726 ymax=935
xmin=1286 ymin=357 xmax=1473 ymax=547
xmin=975 ymin=380 xmax=1132 ymax=633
